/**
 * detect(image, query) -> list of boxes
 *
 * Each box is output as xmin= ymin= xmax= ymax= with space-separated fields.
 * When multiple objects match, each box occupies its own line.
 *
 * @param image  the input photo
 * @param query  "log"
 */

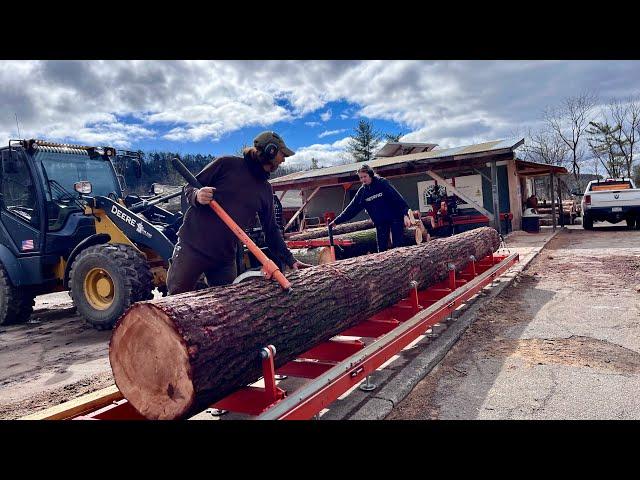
xmin=109 ymin=227 xmax=501 ymax=420
xmin=315 ymin=226 xmax=423 ymax=259
xmin=288 ymin=247 xmax=335 ymax=266
xmin=287 ymin=219 xmax=374 ymax=240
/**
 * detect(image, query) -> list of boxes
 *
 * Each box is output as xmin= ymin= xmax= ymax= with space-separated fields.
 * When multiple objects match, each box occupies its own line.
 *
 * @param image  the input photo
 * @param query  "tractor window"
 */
xmin=36 ymin=151 xmax=121 ymax=200
xmin=35 ymin=151 xmax=121 ymax=231
xmin=0 ymin=150 xmax=39 ymax=226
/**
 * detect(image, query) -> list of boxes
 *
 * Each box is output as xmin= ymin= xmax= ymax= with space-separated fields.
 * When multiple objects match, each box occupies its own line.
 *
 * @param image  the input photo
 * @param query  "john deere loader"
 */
xmin=0 ymin=139 xmax=182 ymax=329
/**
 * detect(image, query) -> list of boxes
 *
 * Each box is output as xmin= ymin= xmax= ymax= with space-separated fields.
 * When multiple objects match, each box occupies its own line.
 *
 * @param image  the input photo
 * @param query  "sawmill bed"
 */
xmin=25 ymin=252 xmax=519 ymax=420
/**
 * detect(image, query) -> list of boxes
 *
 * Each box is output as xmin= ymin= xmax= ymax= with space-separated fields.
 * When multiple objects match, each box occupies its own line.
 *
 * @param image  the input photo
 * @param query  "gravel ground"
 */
xmin=0 ymin=289 xmax=163 ymax=419
xmin=387 ymin=224 xmax=640 ymax=420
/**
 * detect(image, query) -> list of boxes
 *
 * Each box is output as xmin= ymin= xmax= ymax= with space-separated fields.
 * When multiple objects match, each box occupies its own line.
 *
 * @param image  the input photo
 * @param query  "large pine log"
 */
xmin=109 ymin=227 xmax=500 ymax=420
xmin=287 ymin=219 xmax=374 ymax=240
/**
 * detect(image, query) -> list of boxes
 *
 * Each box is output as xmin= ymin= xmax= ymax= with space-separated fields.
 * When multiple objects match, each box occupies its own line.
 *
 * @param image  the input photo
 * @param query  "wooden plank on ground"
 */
xmin=20 ymin=385 xmax=123 ymax=420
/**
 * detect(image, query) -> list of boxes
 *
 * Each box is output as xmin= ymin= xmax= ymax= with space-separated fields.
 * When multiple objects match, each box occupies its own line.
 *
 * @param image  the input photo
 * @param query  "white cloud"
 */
xmin=305 ymin=121 xmax=321 ymax=127
xmin=285 ymin=137 xmax=352 ymax=167
xmin=2 ymin=60 xmax=640 ymax=152
xmin=318 ymin=128 xmax=347 ymax=138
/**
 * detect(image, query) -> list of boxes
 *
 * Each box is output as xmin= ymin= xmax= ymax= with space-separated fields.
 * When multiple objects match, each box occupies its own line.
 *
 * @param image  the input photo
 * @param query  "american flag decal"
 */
xmin=21 ymin=239 xmax=34 ymax=251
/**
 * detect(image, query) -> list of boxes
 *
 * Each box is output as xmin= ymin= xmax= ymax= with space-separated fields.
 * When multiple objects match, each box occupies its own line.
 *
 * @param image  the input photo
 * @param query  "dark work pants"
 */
xmin=167 ymin=240 xmax=237 ymax=295
xmin=375 ymin=219 xmax=405 ymax=252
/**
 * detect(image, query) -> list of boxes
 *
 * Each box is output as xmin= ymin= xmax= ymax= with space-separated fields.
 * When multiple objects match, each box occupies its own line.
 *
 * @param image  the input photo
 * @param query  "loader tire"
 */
xmin=69 ymin=244 xmax=153 ymax=330
xmin=0 ymin=262 xmax=34 ymax=325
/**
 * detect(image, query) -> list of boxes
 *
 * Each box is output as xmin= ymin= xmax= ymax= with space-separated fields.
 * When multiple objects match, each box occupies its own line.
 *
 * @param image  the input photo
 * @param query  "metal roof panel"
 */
xmin=271 ymin=138 xmax=525 ymax=187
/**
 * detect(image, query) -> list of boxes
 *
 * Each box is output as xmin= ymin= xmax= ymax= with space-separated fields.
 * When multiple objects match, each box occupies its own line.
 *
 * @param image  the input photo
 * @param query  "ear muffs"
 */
xmin=262 ymin=142 xmax=279 ymax=161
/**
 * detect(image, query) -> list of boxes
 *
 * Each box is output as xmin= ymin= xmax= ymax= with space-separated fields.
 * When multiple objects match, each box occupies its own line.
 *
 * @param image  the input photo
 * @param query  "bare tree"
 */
xmin=521 ymin=127 xmax=569 ymax=167
xmin=544 ymin=92 xmax=598 ymax=190
xmin=609 ymin=95 xmax=640 ymax=177
xmin=520 ymin=127 xmax=570 ymax=199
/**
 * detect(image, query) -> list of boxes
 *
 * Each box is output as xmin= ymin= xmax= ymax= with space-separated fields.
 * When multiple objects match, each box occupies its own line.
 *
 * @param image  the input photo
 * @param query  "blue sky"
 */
xmin=1 ymin=60 xmax=639 ymax=171
xmin=134 ymin=100 xmax=405 ymax=158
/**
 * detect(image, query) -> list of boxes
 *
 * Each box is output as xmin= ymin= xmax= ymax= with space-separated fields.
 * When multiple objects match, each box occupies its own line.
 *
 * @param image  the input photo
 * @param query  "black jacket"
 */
xmin=334 ymin=176 xmax=410 ymax=226
xmin=177 ymin=154 xmax=295 ymax=268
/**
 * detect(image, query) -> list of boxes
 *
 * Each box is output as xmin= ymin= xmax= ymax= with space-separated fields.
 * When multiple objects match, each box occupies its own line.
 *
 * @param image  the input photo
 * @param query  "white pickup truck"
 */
xmin=580 ymin=178 xmax=640 ymax=230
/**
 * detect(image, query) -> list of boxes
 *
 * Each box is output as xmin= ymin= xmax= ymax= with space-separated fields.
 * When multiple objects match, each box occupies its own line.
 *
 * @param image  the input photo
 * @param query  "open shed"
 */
xmin=271 ymin=138 xmax=568 ymax=234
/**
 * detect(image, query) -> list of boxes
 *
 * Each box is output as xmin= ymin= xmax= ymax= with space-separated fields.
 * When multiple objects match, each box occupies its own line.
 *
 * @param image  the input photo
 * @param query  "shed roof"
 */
xmin=374 ymin=142 xmax=438 ymax=158
xmin=271 ymin=138 xmax=525 ymax=190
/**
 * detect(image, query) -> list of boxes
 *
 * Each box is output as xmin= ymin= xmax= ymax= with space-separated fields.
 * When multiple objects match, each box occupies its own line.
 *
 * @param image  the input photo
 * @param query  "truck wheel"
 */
xmin=69 ymin=244 xmax=153 ymax=330
xmin=582 ymin=214 xmax=593 ymax=230
xmin=0 ymin=263 xmax=35 ymax=325
xmin=627 ymin=217 xmax=637 ymax=229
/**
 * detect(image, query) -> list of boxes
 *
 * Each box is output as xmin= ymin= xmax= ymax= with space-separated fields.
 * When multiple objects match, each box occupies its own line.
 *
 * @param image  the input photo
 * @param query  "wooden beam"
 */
xmin=278 ymin=189 xmax=289 ymax=201
xmin=20 ymin=385 xmax=123 ymax=420
xmin=473 ymin=168 xmax=491 ymax=183
xmin=426 ymin=170 xmax=494 ymax=222
xmin=284 ymin=186 xmax=320 ymax=233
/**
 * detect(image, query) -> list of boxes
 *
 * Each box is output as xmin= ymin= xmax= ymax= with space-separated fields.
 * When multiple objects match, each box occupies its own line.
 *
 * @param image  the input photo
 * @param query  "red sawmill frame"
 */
xmin=52 ymin=251 xmax=518 ymax=421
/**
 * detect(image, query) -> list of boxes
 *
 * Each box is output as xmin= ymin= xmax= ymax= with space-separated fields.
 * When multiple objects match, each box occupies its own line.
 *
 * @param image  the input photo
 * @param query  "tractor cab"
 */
xmin=0 ymin=140 xmax=131 ymax=260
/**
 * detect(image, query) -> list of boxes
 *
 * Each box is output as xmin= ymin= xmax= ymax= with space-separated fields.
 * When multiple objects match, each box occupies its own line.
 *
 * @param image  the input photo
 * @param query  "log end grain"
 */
xmin=109 ymin=304 xmax=194 ymax=420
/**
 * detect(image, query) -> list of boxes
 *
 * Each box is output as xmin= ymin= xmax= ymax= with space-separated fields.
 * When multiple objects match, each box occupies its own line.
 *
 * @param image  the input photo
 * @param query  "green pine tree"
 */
xmin=346 ymin=119 xmax=383 ymax=163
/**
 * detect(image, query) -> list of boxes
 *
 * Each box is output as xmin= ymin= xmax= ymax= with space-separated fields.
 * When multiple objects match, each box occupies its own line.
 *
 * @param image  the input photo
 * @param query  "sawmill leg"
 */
xmin=359 ymin=375 xmax=377 ymax=392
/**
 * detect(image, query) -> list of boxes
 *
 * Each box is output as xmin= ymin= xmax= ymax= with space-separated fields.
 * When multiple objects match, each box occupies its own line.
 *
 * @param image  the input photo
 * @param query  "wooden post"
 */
xmin=284 ymin=186 xmax=320 ymax=233
xmin=550 ymin=172 xmax=557 ymax=231
xmin=507 ymin=157 xmax=522 ymax=231
xmin=558 ymin=176 xmax=564 ymax=228
xmin=490 ymin=161 xmax=501 ymax=234
xmin=299 ymin=190 xmax=306 ymax=232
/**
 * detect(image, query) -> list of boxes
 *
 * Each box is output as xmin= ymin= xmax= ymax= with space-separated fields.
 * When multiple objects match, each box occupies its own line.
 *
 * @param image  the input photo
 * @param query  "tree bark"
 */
xmin=286 ymin=219 xmax=374 ymax=240
xmin=109 ymin=227 xmax=501 ymax=420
